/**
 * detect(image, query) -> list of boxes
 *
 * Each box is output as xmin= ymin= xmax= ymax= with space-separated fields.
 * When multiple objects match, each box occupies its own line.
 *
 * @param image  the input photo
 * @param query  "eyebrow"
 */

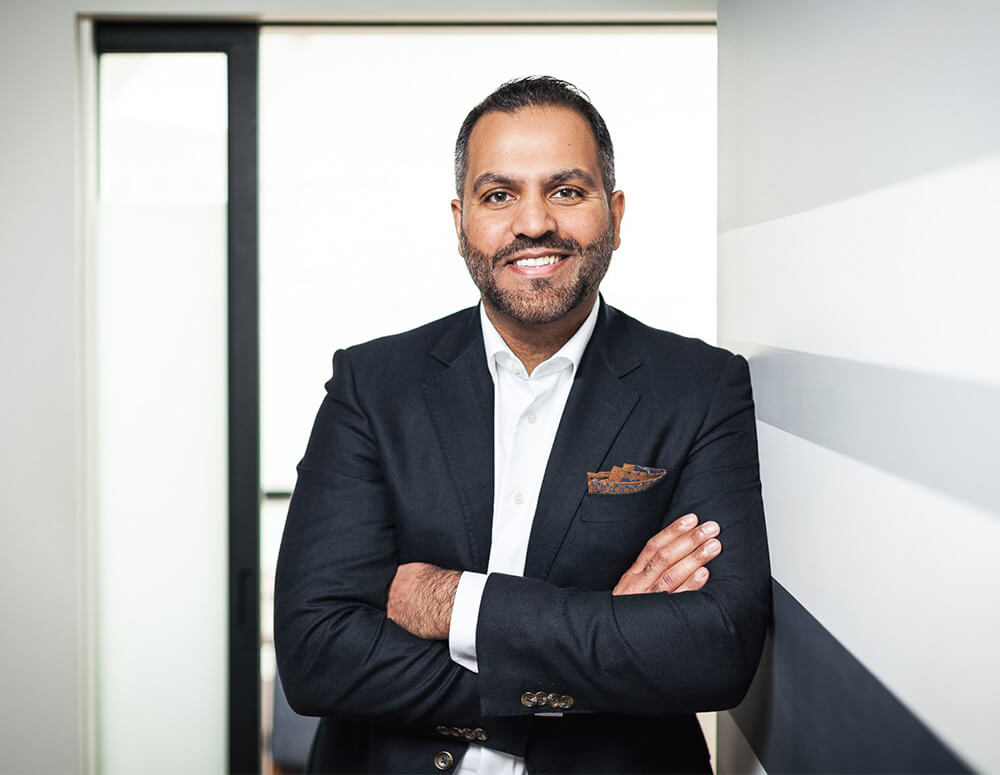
xmin=549 ymin=168 xmax=598 ymax=188
xmin=471 ymin=172 xmax=517 ymax=193
xmin=470 ymin=168 xmax=598 ymax=193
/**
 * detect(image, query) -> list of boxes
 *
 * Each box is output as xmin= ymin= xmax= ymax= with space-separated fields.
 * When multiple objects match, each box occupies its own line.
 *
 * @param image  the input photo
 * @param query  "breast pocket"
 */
xmin=577 ymin=470 xmax=676 ymax=523
xmin=553 ymin=471 xmax=679 ymax=590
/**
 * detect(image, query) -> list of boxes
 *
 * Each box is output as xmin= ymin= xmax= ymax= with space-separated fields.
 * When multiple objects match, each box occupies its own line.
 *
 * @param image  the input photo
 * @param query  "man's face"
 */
xmin=451 ymin=106 xmax=625 ymax=326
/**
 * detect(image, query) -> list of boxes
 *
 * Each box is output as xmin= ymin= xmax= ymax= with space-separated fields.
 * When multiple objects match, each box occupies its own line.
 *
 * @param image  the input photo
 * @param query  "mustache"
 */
xmin=490 ymin=235 xmax=582 ymax=267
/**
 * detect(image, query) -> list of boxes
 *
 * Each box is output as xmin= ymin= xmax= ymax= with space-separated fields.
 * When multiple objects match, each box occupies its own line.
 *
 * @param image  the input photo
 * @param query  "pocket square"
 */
xmin=587 ymin=463 xmax=667 ymax=494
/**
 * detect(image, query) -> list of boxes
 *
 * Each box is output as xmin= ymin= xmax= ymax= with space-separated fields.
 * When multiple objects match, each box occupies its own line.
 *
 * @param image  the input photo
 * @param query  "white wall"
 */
xmin=0 ymin=2 xmax=714 ymax=773
xmin=717 ymin=1 xmax=1000 ymax=772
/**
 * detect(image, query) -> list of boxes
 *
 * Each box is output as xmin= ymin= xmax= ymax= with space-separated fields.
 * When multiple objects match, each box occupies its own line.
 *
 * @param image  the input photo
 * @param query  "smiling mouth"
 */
xmin=510 ymin=255 xmax=566 ymax=267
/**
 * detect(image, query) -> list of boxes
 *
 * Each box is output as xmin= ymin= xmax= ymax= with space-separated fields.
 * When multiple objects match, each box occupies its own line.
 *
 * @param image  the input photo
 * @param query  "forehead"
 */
xmin=465 ymin=106 xmax=601 ymax=182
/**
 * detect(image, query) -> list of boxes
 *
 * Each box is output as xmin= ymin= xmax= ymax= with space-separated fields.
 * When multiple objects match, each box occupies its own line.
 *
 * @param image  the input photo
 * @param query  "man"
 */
xmin=275 ymin=76 xmax=770 ymax=774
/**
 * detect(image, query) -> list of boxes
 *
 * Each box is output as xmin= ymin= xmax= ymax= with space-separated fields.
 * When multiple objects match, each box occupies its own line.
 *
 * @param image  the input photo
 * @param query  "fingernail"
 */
xmin=702 ymin=521 xmax=720 ymax=536
xmin=706 ymin=539 xmax=721 ymax=554
xmin=695 ymin=568 xmax=709 ymax=581
xmin=680 ymin=514 xmax=697 ymax=528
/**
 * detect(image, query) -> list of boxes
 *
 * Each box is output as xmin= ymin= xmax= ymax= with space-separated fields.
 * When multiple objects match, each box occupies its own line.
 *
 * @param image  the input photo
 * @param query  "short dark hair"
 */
xmin=454 ymin=76 xmax=615 ymax=200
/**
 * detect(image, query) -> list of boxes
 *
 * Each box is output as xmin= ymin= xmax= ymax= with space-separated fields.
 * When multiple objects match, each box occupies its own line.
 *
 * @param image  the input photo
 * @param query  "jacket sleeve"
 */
xmin=474 ymin=353 xmax=771 ymax=717
xmin=273 ymin=349 xmax=527 ymax=754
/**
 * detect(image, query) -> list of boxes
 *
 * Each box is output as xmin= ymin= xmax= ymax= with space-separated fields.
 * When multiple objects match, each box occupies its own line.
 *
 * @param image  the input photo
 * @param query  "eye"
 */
xmin=552 ymin=187 xmax=583 ymax=200
xmin=484 ymin=190 xmax=512 ymax=204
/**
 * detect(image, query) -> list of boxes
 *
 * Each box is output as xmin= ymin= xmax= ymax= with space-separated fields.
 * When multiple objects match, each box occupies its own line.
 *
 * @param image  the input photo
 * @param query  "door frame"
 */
xmin=93 ymin=22 xmax=261 ymax=774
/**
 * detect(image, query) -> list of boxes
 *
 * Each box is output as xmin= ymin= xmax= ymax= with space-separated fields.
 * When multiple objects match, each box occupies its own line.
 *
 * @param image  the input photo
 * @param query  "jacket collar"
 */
xmin=428 ymin=295 xmax=641 ymax=377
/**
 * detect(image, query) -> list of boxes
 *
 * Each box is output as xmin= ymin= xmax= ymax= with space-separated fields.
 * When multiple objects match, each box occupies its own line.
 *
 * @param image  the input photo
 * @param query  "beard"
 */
xmin=460 ymin=223 xmax=615 ymax=325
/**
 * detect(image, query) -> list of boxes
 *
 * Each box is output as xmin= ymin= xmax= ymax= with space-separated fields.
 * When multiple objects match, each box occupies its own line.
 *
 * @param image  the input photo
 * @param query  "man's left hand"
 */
xmin=387 ymin=562 xmax=460 ymax=640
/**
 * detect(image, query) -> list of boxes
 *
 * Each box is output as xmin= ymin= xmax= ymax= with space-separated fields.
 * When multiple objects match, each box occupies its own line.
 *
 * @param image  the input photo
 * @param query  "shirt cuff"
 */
xmin=448 ymin=571 xmax=488 ymax=673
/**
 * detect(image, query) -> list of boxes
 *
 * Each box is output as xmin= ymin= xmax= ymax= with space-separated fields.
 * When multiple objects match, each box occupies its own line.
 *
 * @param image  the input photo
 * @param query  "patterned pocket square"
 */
xmin=586 ymin=463 xmax=667 ymax=495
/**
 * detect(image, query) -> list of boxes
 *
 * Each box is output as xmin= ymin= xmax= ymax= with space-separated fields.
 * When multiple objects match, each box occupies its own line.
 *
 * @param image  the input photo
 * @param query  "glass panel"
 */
xmin=95 ymin=52 xmax=228 ymax=774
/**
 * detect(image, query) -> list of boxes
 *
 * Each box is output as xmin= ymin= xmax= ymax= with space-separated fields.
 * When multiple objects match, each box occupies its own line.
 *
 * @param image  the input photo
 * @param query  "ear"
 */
xmin=609 ymin=190 xmax=625 ymax=250
xmin=450 ymin=199 xmax=464 ymax=256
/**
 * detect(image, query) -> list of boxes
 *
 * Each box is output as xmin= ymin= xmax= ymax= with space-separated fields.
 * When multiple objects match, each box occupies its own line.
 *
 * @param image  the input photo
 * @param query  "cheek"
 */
xmin=464 ymin=216 xmax=509 ymax=251
xmin=568 ymin=211 xmax=613 ymax=242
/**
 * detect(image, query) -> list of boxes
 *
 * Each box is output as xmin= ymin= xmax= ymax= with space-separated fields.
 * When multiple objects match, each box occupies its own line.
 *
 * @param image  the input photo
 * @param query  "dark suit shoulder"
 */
xmin=605 ymin=303 xmax=739 ymax=379
xmin=336 ymin=305 xmax=478 ymax=382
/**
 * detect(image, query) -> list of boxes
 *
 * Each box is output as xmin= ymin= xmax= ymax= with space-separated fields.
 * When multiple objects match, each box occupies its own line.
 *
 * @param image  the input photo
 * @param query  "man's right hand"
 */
xmin=612 ymin=513 xmax=721 ymax=596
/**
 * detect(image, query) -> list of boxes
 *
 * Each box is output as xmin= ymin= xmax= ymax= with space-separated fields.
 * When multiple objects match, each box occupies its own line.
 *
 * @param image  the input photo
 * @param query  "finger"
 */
xmin=672 ymin=566 xmax=710 ymax=594
xmin=649 ymin=538 xmax=721 ymax=593
xmin=617 ymin=522 xmax=720 ymax=596
xmin=624 ymin=513 xmax=699 ymax=577
xmin=638 ymin=520 xmax=719 ymax=581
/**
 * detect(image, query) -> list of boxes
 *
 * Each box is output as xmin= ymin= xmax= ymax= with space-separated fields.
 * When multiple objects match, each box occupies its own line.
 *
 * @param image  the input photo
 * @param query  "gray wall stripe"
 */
xmin=727 ymin=342 xmax=1000 ymax=516
xmin=731 ymin=580 xmax=969 ymax=774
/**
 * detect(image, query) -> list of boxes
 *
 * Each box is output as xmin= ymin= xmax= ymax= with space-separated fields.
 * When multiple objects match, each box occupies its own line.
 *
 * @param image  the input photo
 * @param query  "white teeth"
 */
xmin=512 ymin=256 xmax=562 ymax=267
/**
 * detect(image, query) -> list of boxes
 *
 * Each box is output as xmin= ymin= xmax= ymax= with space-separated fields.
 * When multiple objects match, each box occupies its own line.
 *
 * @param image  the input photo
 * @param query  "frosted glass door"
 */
xmin=95 ymin=52 xmax=228 ymax=775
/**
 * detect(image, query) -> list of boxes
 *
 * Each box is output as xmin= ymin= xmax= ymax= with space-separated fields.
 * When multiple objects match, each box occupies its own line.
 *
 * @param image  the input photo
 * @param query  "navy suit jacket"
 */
xmin=274 ymin=300 xmax=771 ymax=774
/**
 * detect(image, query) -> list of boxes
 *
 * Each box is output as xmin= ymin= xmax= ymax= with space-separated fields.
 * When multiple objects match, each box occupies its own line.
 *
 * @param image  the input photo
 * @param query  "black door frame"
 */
xmin=95 ymin=22 xmax=261 ymax=775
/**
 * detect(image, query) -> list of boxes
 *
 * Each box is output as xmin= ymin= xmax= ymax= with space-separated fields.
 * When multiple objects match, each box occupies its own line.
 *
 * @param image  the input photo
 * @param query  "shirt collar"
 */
xmin=479 ymin=296 xmax=600 ymax=383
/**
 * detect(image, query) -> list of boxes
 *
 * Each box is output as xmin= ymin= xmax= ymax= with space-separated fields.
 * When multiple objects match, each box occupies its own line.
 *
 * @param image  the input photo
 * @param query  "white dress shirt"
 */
xmin=447 ymin=298 xmax=600 ymax=775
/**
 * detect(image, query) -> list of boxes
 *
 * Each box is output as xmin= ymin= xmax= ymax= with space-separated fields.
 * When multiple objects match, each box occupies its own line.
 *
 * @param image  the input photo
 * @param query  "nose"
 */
xmin=511 ymin=192 xmax=557 ymax=240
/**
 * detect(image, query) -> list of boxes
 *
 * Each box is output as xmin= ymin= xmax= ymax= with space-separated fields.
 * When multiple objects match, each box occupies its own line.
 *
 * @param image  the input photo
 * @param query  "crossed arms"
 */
xmin=274 ymin=346 xmax=770 ymax=752
xmin=386 ymin=512 xmax=724 ymax=640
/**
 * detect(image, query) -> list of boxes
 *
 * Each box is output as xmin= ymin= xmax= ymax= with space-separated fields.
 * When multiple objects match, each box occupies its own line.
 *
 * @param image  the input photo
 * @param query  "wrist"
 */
xmin=432 ymin=569 xmax=461 ymax=638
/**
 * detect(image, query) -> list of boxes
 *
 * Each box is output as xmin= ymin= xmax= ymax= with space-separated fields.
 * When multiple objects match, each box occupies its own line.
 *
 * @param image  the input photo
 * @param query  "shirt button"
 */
xmin=526 ymin=412 xmax=537 ymax=424
xmin=513 ymin=492 xmax=525 ymax=505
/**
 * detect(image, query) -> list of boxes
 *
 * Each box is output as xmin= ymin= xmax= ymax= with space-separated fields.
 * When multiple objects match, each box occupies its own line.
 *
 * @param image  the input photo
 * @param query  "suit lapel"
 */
xmin=422 ymin=309 xmax=495 ymax=572
xmin=524 ymin=302 xmax=642 ymax=580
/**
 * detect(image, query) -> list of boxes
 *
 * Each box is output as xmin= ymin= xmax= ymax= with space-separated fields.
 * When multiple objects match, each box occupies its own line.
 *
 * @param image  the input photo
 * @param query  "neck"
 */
xmin=483 ymin=292 xmax=598 ymax=375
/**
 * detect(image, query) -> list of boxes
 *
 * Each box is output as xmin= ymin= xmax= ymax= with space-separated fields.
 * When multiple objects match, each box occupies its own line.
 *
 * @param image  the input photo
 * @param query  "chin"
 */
xmin=490 ymin=287 xmax=590 ymax=326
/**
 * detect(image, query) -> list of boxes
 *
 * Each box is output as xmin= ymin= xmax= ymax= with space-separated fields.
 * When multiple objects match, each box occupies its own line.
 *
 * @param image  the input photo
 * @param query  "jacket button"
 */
xmin=533 ymin=691 xmax=548 ymax=706
xmin=546 ymin=692 xmax=560 ymax=707
xmin=475 ymin=728 xmax=488 ymax=741
xmin=520 ymin=692 xmax=537 ymax=708
xmin=434 ymin=751 xmax=454 ymax=771
xmin=435 ymin=726 xmax=449 ymax=736
xmin=561 ymin=695 xmax=575 ymax=709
